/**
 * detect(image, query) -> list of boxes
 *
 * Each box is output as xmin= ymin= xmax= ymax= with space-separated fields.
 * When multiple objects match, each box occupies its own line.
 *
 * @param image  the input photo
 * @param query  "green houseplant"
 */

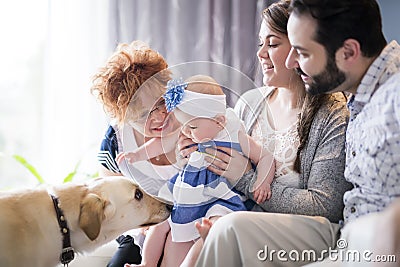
xmin=11 ymin=154 xmax=98 ymax=185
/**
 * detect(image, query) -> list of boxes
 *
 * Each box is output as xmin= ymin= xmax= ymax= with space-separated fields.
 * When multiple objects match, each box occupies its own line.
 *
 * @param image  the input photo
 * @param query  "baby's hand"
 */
xmin=253 ymin=183 xmax=272 ymax=204
xmin=116 ymin=152 xmax=137 ymax=165
xmin=115 ymin=152 xmax=126 ymax=165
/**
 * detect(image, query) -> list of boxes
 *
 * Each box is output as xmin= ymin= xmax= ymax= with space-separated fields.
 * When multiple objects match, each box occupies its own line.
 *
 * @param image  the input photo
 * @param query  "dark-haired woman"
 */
xmin=194 ymin=1 xmax=352 ymax=266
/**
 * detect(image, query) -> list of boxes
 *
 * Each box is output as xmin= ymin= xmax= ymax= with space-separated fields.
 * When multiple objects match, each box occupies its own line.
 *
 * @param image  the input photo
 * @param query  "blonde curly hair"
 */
xmin=91 ymin=41 xmax=170 ymax=124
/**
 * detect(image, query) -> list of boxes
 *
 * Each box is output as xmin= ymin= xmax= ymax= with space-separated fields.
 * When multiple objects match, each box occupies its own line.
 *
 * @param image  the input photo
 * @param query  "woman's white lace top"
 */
xmin=251 ymin=105 xmax=300 ymax=178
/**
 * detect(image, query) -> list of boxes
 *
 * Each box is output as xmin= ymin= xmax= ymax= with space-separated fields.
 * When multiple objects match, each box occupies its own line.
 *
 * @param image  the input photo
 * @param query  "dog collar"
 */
xmin=50 ymin=194 xmax=75 ymax=266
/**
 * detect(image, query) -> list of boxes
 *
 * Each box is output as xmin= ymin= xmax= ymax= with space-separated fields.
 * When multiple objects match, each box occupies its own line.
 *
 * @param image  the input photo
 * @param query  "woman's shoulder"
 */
xmin=99 ymin=124 xmax=121 ymax=173
xmin=101 ymin=124 xmax=119 ymax=147
xmin=318 ymin=93 xmax=349 ymax=118
xmin=103 ymin=120 xmax=120 ymax=139
xmin=237 ymin=87 xmax=274 ymax=104
xmin=329 ymin=92 xmax=348 ymax=105
xmin=311 ymin=92 xmax=349 ymax=131
xmin=235 ymin=87 xmax=274 ymax=114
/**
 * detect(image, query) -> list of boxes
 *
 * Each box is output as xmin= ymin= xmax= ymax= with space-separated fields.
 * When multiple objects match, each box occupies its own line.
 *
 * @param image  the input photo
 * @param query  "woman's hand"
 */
xmin=204 ymin=146 xmax=252 ymax=185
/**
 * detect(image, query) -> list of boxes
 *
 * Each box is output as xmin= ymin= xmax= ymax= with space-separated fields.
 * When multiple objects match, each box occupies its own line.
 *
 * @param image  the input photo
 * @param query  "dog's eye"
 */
xmin=134 ymin=189 xmax=143 ymax=200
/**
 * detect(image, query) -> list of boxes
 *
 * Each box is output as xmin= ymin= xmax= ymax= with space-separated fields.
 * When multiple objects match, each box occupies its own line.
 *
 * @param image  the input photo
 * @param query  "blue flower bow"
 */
xmin=163 ymin=78 xmax=188 ymax=112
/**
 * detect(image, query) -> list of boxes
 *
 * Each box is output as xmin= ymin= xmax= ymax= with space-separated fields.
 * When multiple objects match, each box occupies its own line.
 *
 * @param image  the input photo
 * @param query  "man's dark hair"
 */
xmin=290 ymin=0 xmax=387 ymax=58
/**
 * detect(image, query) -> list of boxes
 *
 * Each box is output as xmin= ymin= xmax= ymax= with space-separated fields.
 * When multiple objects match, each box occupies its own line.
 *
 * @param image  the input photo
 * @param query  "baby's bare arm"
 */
xmin=238 ymin=130 xmax=275 ymax=191
xmin=122 ymin=130 xmax=180 ymax=163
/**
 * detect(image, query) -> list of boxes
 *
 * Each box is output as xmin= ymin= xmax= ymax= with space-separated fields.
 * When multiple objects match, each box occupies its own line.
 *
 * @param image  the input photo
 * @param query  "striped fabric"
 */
xmin=98 ymin=126 xmax=121 ymax=173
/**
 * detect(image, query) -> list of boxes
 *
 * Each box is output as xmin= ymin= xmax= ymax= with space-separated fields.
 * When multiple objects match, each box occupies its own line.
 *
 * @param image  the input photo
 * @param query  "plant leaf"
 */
xmin=12 ymin=154 xmax=45 ymax=184
xmin=63 ymin=171 xmax=77 ymax=183
xmin=90 ymin=171 xmax=99 ymax=178
xmin=63 ymin=160 xmax=81 ymax=183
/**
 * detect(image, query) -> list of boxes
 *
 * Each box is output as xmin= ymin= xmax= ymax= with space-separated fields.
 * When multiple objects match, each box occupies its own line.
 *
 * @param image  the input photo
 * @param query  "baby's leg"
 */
xmin=181 ymin=217 xmax=220 ymax=267
xmin=180 ymin=238 xmax=204 ymax=267
xmin=127 ymin=220 xmax=170 ymax=267
xmin=159 ymin=231 xmax=194 ymax=267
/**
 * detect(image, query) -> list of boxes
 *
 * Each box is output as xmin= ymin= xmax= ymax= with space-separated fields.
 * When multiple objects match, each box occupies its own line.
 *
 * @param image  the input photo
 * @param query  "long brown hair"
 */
xmin=293 ymin=94 xmax=330 ymax=172
xmin=263 ymin=0 xmax=329 ymax=173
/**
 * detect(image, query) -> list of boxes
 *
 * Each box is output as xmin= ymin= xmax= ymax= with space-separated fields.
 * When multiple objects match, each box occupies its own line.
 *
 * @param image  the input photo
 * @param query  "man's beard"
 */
xmin=297 ymin=56 xmax=346 ymax=95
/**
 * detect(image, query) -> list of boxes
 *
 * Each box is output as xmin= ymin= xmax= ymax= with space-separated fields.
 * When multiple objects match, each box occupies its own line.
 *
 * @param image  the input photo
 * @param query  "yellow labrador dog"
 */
xmin=0 ymin=176 xmax=171 ymax=267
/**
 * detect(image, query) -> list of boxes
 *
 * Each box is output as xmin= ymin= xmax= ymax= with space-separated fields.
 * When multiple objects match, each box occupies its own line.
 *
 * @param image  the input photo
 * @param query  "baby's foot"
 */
xmin=195 ymin=218 xmax=213 ymax=241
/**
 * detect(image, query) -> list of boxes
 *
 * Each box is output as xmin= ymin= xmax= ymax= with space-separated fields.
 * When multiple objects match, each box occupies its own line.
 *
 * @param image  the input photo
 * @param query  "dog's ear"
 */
xmin=79 ymin=193 xmax=105 ymax=241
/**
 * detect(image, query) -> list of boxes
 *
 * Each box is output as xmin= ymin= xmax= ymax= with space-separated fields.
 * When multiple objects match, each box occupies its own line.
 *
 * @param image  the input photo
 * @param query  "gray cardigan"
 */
xmin=234 ymin=87 xmax=353 ymax=223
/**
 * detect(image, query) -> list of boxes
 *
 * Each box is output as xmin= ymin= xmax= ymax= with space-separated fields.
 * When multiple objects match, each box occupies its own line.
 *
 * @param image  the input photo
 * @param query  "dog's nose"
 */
xmin=166 ymin=204 xmax=173 ymax=212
